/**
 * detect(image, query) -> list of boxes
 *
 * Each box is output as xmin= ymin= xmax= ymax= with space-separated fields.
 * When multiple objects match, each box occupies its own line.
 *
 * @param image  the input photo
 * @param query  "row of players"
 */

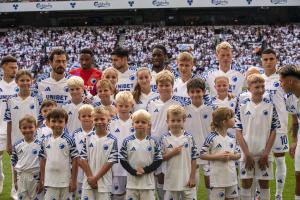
xmin=0 ymin=42 xmax=299 ymax=200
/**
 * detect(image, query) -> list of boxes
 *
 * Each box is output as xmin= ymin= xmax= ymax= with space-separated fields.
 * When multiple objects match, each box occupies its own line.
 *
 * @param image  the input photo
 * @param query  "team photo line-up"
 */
xmin=0 ymin=41 xmax=299 ymax=200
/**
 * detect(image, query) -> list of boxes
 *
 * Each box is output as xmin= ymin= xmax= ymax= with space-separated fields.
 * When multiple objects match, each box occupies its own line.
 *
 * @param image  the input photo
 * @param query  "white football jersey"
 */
xmin=203 ymin=68 xmax=246 ymax=97
xmin=200 ymin=131 xmax=240 ymax=187
xmin=0 ymin=79 xmax=18 ymax=136
xmin=39 ymin=131 xmax=79 ymax=187
xmin=262 ymin=73 xmax=288 ymax=133
xmin=36 ymin=122 xmax=52 ymax=141
xmin=35 ymin=73 xmax=71 ymax=106
xmin=109 ymin=116 xmax=134 ymax=176
xmin=160 ymin=131 xmax=198 ymax=191
xmin=73 ymin=127 xmax=93 ymax=184
xmin=173 ymin=78 xmax=192 ymax=105
xmin=119 ymin=134 xmax=162 ymax=190
xmin=146 ymin=96 xmax=184 ymax=138
xmin=184 ymin=103 xmax=214 ymax=164
xmin=211 ymin=96 xmax=237 ymax=111
xmin=116 ymin=68 xmax=136 ymax=92
xmin=4 ymin=93 xmax=43 ymax=143
xmin=235 ymin=97 xmax=280 ymax=160
xmin=11 ymin=138 xmax=41 ymax=174
xmin=80 ymin=132 xmax=118 ymax=192
xmin=62 ymin=101 xmax=84 ymax=134
xmin=133 ymin=92 xmax=159 ymax=112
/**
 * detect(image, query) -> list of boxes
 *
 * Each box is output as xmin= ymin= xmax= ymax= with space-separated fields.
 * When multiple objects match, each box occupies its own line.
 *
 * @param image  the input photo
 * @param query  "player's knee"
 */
xmin=258 ymin=180 xmax=269 ymax=189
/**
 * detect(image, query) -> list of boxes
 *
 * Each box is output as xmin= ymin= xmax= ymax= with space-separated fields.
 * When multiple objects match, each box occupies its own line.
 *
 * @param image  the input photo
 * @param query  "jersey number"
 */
xmin=280 ymin=135 xmax=288 ymax=145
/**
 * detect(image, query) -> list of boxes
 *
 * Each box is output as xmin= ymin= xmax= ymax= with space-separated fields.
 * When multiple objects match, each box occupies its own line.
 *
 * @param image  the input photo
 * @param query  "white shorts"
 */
xmin=240 ymin=161 xmax=273 ymax=180
xmin=0 ymin=134 xmax=6 ymax=152
xmin=210 ymin=185 xmax=239 ymax=200
xmin=81 ymin=189 xmax=110 ymax=200
xmin=112 ymin=176 xmax=126 ymax=195
xmin=17 ymin=172 xmax=40 ymax=200
xmin=164 ymin=188 xmax=196 ymax=200
xmin=126 ymin=189 xmax=155 ymax=200
xmin=272 ymin=132 xmax=289 ymax=153
xmin=199 ymin=164 xmax=210 ymax=176
xmin=295 ymin=145 xmax=300 ymax=172
xmin=44 ymin=187 xmax=71 ymax=200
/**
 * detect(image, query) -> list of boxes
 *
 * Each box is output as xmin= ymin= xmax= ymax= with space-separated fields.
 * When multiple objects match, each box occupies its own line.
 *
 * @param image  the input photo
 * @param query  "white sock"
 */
xmin=295 ymin=195 xmax=300 ymax=200
xmin=156 ymin=183 xmax=164 ymax=200
xmin=0 ymin=155 xmax=3 ymax=180
xmin=206 ymin=187 xmax=212 ymax=200
xmin=241 ymin=188 xmax=252 ymax=200
xmin=260 ymin=188 xmax=270 ymax=200
xmin=275 ymin=156 xmax=286 ymax=197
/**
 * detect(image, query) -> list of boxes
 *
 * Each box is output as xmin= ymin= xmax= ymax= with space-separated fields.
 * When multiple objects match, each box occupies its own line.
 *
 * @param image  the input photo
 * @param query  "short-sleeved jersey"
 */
xmin=11 ymin=138 xmax=41 ymax=174
xmin=5 ymin=93 xmax=43 ymax=143
xmin=184 ymin=103 xmax=214 ymax=164
xmin=262 ymin=73 xmax=288 ymax=133
xmin=133 ymin=92 xmax=159 ymax=112
xmin=211 ymin=96 xmax=237 ymax=111
xmin=35 ymin=122 xmax=52 ymax=141
xmin=69 ymin=68 xmax=102 ymax=96
xmin=0 ymin=79 xmax=18 ymax=136
xmin=160 ymin=131 xmax=198 ymax=191
xmin=80 ymin=132 xmax=118 ymax=192
xmin=35 ymin=73 xmax=71 ymax=106
xmin=202 ymin=68 xmax=246 ymax=97
xmin=39 ymin=131 xmax=79 ymax=187
xmin=200 ymin=131 xmax=240 ymax=187
xmin=62 ymin=101 xmax=84 ymax=134
xmin=73 ymin=127 xmax=93 ymax=183
xmin=235 ymin=97 xmax=280 ymax=159
xmin=146 ymin=96 xmax=184 ymax=138
xmin=92 ymin=96 xmax=115 ymax=107
xmin=109 ymin=116 xmax=134 ymax=176
xmin=116 ymin=68 xmax=136 ymax=92
xmin=119 ymin=134 xmax=162 ymax=190
xmin=173 ymin=78 xmax=192 ymax=105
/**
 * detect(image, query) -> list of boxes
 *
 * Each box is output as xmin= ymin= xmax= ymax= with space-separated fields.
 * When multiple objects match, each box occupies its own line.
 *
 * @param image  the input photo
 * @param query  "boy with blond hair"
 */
xmin=160 ymin=105 xmax=198 ymax=200
xmin=235 ymin=74 xmax=280 ymax=200
xmin=73 ymin=104 xmax=94 ymax=199
xmin=110 ymin=91 xmax=135 ymax=200
xmin=173 ymin=52 xmax=194 ymax=104
xmin=80 ymin=106 xmax=118 ymax=200
xmin=62 ymin=76 xmax=85 ymax=134
xmin=120 ymin=109 xmax=162 ymax=200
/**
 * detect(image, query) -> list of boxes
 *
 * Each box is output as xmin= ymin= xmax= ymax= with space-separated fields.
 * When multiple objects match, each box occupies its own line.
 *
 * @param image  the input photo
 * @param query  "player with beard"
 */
xmin=35 ymin=49 xmax=72 ymax=106
xmin=69 ymin=48 xmax=102 ymax=96
xmin=111 ymin=47 xmax=136 ymax=92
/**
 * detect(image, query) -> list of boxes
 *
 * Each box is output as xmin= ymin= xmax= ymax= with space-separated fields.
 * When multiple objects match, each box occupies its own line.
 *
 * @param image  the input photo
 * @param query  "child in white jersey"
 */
xmin=102 ymin=67 xmax=119 ymax=98
xmin=110 ymin=91 xmax=135 ymax=200
xmin=132 ymin=67 xmax=158 ymax=111
xmin=184 ymin=78 xmax=214 ymax=197
xmin=6 ymin=70 xmax=43 ymax=155
xmin=39 ymin=108 xmax=79 ymax=200
xmin=200 ymin=107 xmax=240 ymax=200
xmin=73 ymin=104 xmax=94 ymax=199
xmin=62 ymin=76 xmax=85 ymax=134
xmin=160 ymin=105 xmax=198 ymax=200
xmin=36 ymin=100 xmax=57 ymax=141
xmin=146 ymin=70 xmax=184 ymax=200
xmin=212 ymin=76 xmax=237 ymax=110
xmin=93 ymin=79 xmax=117 ymax=117
xmin=11 ymin=115 xmax=43 ymax=200
xmin=173 ymin=52 xmax=194 ymax=104
xmin=120 ymin=109 xmax=162 ymax=200
xmin=80 ymin=106 xmax=118 ymax=200
xmin=235 ymin=74 xmax=280 ymax=200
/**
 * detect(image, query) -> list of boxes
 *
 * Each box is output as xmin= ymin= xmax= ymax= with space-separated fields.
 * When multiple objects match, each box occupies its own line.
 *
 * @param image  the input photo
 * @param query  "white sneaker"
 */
xmin=0 ymin=178 xmax=3 ymax=193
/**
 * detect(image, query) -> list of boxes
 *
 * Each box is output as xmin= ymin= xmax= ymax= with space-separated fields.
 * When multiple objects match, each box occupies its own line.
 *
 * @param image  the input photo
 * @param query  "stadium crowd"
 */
xmin=0 ymin=25 xmax=299 ymax=76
